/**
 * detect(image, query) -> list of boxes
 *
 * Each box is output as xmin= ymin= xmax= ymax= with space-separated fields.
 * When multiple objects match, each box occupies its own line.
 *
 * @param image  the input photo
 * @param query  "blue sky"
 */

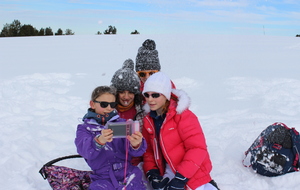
xmin=1 ymin=0 xmax=300 ymax=36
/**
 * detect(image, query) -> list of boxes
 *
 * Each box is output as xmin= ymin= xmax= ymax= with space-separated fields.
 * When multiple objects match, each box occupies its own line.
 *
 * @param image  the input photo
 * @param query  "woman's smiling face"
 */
xmin=118 ymin=90 xmax=135 ymax=107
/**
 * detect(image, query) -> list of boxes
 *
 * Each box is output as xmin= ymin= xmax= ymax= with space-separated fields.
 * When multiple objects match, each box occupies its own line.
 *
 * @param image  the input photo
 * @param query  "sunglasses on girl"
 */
xmin=137 ymin=70 xmax=158 ymax=77
xmin=143 ymin=92 xmax=161 ymax=98
xmin=93 ymin=101 xmax=117 ymax=108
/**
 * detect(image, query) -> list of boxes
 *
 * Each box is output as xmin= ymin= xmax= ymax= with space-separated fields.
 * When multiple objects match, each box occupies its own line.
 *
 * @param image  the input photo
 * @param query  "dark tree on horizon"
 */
xmin=104 ymin=25 xmax=117 ymax=34
xmin=65 ymin=29 xmax=74 ymax=35
xmin=0 ymin=20 xmax=22 ymax=37
xmin=19 ymin=24 xmax=39 ymax=36
xmin=55 ymin=28 xmax=63 ymax=35
xmin=131 ymin=30 xmax=140 ymax=34
xmin=45 ymin=27 xmax=53 ymax=36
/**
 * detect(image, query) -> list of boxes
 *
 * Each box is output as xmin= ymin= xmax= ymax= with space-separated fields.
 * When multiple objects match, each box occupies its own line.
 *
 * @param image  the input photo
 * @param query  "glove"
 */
xmin=164 ymin=172 xmax=188 ymax=190
xmin=146 ymin=169 xmax=170 ymax=190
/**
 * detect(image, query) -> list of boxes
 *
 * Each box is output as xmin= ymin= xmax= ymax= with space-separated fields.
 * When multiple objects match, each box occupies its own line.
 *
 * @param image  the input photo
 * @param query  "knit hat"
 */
xmin=111 ymin=59 xmax=141 ymax=94
xmin=135 ymin=39 xmax=161 ymax=72
xmin=143 ymin=72 xmax=171 ymax=100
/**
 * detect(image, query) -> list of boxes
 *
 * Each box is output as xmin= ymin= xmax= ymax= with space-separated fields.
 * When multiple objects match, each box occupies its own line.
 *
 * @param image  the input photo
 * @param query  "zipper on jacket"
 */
xmin=159 ymin=113 xmax=176 ymax=173
xmin=145 ymin=116 xmax=161 ymax=169
xmin=153 ymin=138 xmax=160 ymax=161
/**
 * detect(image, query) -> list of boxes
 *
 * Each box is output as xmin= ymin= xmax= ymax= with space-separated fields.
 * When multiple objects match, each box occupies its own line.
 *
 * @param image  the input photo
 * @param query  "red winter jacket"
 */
xmin=142 ymin=89 xmax=213 ymax=190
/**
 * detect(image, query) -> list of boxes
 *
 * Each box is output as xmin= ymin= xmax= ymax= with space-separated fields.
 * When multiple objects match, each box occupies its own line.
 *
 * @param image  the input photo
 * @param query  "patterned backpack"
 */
xmin=39 ymin=154 xmax=92 ymax=190
xmin=243 ymin=122 xmax=300 ymax=176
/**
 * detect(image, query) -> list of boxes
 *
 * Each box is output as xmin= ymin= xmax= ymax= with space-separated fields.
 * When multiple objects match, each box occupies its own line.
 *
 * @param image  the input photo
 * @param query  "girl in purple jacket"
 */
xmin=75 ymin=86 xmax=147 ymax=190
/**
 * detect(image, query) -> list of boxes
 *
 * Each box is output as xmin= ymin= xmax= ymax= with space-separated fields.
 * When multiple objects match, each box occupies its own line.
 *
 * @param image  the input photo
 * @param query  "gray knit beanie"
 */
xmin=111 ymin=59 xmax=141 ymax=94
xmin=135 ymin=39 xmax=161 ymax=72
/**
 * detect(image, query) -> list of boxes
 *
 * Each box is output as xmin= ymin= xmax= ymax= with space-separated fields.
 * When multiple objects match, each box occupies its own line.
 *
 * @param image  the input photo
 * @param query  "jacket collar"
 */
xmin=143 ymin=89 xmax=191 ymax=115
xmin=83 ymin=108 xmax=120 ymax=125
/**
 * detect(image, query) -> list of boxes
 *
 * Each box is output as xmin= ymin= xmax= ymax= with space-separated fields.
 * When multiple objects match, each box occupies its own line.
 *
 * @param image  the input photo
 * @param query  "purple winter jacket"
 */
xmin=75 ymin=112 xmax=147 ymax=190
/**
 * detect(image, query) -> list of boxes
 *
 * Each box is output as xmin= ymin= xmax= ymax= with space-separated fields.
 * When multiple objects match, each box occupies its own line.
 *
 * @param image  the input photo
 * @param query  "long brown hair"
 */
xmin=161 ymin=94 xmax=178 ymax=114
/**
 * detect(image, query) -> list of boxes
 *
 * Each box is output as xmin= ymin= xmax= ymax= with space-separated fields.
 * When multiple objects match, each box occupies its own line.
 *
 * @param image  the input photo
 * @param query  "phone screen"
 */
xmin=107 ymin=123 xmax=131 ymax=138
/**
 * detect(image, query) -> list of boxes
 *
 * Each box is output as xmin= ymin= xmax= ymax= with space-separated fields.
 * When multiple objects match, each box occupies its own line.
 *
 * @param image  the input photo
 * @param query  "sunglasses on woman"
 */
xmin=93 ymin=101 xmax=117 ymax=108
xmin=143 ymin=92 xmax=161 ymax=98
xmin=137 ymin=70 xmax=158 ymax=77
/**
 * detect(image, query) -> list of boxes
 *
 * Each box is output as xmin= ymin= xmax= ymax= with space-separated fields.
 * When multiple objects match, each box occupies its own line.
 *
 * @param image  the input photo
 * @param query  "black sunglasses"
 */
xmin=143 ymin=92 xmax=161 ymax=98
xmin=93 ymin=101 xmax=117 ymax=108
xmin=137 ymin=71 xmax=157 ymax=77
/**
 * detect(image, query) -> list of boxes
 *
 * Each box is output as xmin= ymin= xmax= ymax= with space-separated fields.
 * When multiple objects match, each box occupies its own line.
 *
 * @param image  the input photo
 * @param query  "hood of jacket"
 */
xmin=143 ymin=88 xmax=191 ymax=115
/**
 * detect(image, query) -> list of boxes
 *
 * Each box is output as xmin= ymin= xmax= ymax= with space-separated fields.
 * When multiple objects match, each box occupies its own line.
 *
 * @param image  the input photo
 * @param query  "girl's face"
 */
xmin=118 ymin=90 xmax=135 ymax=107
xmin=144 ymin=91 xmax=167 ymax=112
xmin=90 ymin=93 xmax=116 ymax=115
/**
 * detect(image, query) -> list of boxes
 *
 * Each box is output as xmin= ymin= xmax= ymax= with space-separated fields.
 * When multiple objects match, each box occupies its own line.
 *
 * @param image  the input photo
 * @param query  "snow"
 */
xmin=1 ymin=34 xmax=300 ymax=190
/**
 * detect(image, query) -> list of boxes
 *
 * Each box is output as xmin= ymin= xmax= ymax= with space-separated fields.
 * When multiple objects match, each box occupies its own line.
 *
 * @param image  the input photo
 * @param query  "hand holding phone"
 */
xmin=98 ymin=129 xmax=113 ymax=143
xmin=127 ymin=131 xmax=143 ymax=148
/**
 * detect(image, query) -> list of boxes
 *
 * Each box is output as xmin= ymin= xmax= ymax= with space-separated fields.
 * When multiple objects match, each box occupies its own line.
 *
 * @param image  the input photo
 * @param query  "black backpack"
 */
xmin=243 ymin=122 xmax=300 ymax=177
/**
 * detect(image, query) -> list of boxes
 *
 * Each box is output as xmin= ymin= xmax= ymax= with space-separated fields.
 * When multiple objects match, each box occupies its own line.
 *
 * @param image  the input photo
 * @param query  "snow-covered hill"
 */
xmin=1 ymin=34 xmax=300 ymax=190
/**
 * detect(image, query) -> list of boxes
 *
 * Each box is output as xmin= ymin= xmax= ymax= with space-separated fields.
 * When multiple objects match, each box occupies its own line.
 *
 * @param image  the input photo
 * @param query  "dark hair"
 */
xmin=134 ymin=93 xmax=143 ymax=107
xmin=115 ymin=91 xmax=143 ymax=107
xmin=91 ymin=86 xmax=117 ymax=101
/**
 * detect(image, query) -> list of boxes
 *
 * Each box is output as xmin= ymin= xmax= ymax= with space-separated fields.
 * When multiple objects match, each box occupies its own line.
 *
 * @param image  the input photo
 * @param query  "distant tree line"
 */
xmin=296 ymin=34 xmax=300 ymax=37
xmin=0 ymin=20 xmax=75 ymax=37
xmin=97 ymin=25 xmax=139 ymax=35
xmin=1 ymin=20 xmax=140 ymax=37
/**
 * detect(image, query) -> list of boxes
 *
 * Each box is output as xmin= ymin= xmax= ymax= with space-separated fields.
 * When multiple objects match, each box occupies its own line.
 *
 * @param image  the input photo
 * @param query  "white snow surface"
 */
xmin=1 ymin=34 xmax=300 ymax=190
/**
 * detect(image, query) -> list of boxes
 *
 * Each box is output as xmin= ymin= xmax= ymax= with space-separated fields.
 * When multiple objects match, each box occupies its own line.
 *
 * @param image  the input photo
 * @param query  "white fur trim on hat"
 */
xmin=142 ymin=72 xmax=171 ymax=100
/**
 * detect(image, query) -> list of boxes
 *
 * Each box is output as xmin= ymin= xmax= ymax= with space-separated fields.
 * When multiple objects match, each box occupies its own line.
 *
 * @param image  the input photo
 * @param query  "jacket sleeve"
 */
xmin=129 ymin=138 xmax=147 ymax=157
xmin=75 ymin=124 xmax=105 ymax=160
xmin=174 ymin=110 xmax=211 ymax=178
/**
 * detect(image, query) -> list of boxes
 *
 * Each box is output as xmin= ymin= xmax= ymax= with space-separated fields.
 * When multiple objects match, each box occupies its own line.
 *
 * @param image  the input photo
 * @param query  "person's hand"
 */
xmin=164 ymin=172 xmax=188 ymax=190
xmin=98 ymin=129 xmax=113 ymax=144
xmin=146 ymin=169 xmax=169 ymax=190
xmin=127 ymin=131 xmax=143 ymax=148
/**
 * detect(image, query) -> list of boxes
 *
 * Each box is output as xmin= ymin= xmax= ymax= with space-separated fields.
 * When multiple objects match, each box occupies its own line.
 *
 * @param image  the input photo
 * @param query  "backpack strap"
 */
xmin=242 ymin=148 xmax=252 ymax=167
xmin=39 ymin=154 xmax=83 ymax=179
xmin=242 ymin=134 xmax=265 ymax=167
xmin=291 ymin=128 xmax=300 ymax=171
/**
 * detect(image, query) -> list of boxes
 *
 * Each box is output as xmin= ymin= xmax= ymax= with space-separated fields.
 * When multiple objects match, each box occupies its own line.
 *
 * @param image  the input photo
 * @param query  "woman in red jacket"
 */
xmin=142 ymin=72 xmax=219 ymax=190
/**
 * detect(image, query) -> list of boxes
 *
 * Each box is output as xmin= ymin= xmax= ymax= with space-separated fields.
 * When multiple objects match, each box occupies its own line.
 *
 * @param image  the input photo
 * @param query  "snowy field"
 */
xmin=1 ymin=34 xmax=300 ymax=190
